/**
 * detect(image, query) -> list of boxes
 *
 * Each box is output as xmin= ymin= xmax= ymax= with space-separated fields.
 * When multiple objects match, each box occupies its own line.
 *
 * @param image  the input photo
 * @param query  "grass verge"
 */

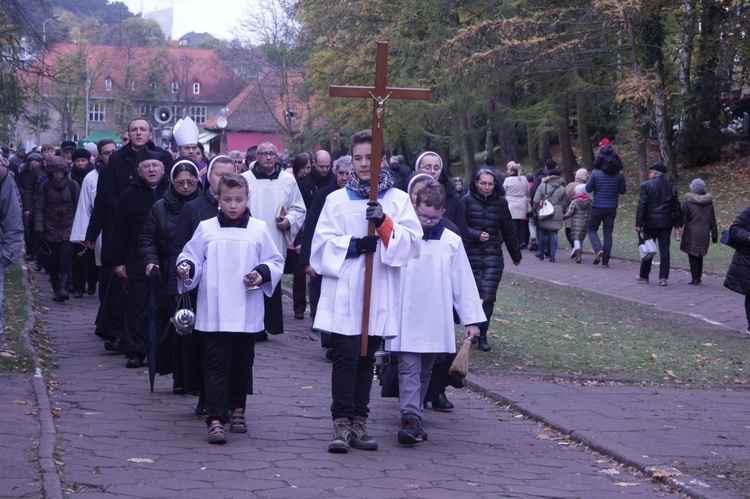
xmin=466 ymin=274 xmax=750 ymax=388
xmin=0 ymin=263 xmax=33 ymax=373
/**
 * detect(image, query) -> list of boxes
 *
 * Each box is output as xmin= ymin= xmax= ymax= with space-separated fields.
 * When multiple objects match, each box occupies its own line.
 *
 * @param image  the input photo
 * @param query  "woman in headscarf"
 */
xmin=409 ymin=151 xmax=468 ymax=238
xmin=680 ymin=179 xmax=717 ymax=285
xmin=140 ymin=159 xmax=203 ymax=393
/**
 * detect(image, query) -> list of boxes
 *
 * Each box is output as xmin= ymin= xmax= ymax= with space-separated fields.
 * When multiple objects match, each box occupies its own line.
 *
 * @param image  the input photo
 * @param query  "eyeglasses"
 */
xmin=174 ymin=179 xmax=197 ymax=187
xmin=477 ymin=181 xmax=495 ymax=187
xmin=419 ymin=165 xmax=441 ymax=173
xmin=417 ymin=210 xmax=442 ymax=223
xmin=101 ymin=151 xmax=114 ymax=156
xmin=257 ymin=151 xmax=277 ymax=158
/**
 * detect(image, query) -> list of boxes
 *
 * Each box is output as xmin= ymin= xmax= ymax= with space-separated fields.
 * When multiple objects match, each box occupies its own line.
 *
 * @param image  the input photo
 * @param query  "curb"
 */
xmin=18 ymin=265 xmax=64 ymax=499
xmin=465 ymin=378 xmax=718 ymax=499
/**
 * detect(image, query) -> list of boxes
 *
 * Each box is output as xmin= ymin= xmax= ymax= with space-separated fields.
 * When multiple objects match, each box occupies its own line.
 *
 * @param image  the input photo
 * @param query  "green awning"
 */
xmin=77 ymin=130 xmax=122 ymax=148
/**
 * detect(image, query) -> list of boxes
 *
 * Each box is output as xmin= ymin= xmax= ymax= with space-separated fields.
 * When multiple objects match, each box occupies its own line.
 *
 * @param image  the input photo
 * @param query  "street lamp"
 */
xmin=36 ymin=16 xmax=59 ymax=147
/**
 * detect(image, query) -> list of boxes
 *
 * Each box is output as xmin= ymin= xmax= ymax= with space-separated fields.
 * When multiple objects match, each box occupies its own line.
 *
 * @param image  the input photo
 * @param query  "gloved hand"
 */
xmin=365 ymin=201 xmax=386 ymax=228
xmin=354 ymin=235 xmax=379 ymax=255
xmin=149 ymin=266 xmax=162 ymax=281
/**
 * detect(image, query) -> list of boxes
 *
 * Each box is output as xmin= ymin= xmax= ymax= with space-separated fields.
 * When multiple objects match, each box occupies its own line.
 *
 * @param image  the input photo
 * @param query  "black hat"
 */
xmin=1 ymin=146 xmax=9 ymax=158
xmin=26 ymin=153 xmax=43 ymax=164
xmin=61 ymin=140 xmax=77 ymax=151
xmin=649 ymin=163 xmax=667 ymax=174
xmin=71 ymin=148 xmax=91 ymax=162
xmin=136 ymin=148 xmax=171 ymax=167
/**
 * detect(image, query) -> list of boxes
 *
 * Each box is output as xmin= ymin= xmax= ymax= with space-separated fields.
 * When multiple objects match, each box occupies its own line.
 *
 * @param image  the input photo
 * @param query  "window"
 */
xmin=105 ymin=78 xmax=112 ymax=91
xmin=89 ymin=102 xmax=105 ymax=123
xmin=139 ymin=105 xmax=151 ymax=116
xmin=189 ymin=106 xmax=207 ymax=124
xmin=193 ymin=81 xmax=200 ymax=94
xmin=171 ymin=81 xmax=178 ymax=93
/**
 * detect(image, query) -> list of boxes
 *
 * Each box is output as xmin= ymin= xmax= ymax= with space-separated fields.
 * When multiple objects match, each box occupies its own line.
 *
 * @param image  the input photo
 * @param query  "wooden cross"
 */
xmin=329 ymin=41 xmax=430 ymax=356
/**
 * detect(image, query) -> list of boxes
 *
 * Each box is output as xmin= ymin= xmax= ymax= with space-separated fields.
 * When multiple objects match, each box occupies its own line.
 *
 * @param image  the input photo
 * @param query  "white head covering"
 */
xmin=84 ymin=142 xmax=98 ymax=155
xmin=173 ymin=116 xmax=199 ymax=147
xmin=170 ymin=159 xmax=200 ymax=183
xmin=407 ymin=173 xmax=435 ymax=195
xmin=206 ymin=155 xmax=235 ymax=181
xmin=413 ymin=151 xmax=443 ymax=173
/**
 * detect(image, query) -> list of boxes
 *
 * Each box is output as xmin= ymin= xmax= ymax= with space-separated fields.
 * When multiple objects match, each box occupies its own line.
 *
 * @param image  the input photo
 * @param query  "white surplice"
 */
xmin=386 ymin=228 xmax=485 ymax=353
xmin=241 ymin=169 xmax=306 ymax=257
xmin=69 ymin=169 xmax=102 ymax=265
xmin=178 ymin=217 xmax=284 ymax=334
xmin=310 ymin=187 xmax=422 ymax=339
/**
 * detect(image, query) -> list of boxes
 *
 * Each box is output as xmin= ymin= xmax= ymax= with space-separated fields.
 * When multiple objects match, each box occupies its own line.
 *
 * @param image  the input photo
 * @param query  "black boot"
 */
xmin=58 ymin=274 xmax=70 ymax=301
xmin=51 ymin=275 xmax=64 ymax=302
xmin=477 ymin=332 xmax=491 ymax=352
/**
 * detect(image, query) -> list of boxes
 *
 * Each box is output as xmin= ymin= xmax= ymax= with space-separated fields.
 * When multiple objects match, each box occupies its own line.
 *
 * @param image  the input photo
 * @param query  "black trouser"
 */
xmin=688 ymin=254 xmax=703 ymax=282
xmin=330 ymin=333 xmax=381 ymax=420
xmin=639 ymin=227 xmax=672 ymax=280
xmin=45 ymin=240 xmax=73 ymax=284
xmin=479 ymin=300 xmax=495 ymax=336
xmin=122 ymin=278 xmax=152 ymax=358
xmin=94 ymin=265 xmax=127 ymax=341
xmin=72 ymin=243 xmax=99 ymax=293
xmin=263 ymin=282 xmax=284 ymax=334
xmin=745 ymin=295 xmax=750 ymax=329
xmin=200 ymin=331 xmax=255 ymax=425
xmin=308 ymin=274 xmax=321 ymax=317
xmin=512 ymin=219 xmax=527 ymax=248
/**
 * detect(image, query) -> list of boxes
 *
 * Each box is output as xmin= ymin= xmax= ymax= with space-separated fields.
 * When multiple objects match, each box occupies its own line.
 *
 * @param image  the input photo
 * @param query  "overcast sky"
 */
xmin=116 ymin=0 xmax=256 ymax=40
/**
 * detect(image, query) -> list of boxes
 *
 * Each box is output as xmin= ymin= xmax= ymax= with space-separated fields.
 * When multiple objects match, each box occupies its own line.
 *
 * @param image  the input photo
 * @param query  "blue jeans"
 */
xmin=587 ymin=207 xmax=617 ymax=265
xmin=538 ymin=229 xmax=559 ymax=258
xmin=639 ymin=227 xmax=672 ymax=280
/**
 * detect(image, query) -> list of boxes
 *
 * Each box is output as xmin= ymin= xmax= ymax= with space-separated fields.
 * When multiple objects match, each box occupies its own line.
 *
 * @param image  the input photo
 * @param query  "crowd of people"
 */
xmin=0 ymin=124 xmax=747 ymax=450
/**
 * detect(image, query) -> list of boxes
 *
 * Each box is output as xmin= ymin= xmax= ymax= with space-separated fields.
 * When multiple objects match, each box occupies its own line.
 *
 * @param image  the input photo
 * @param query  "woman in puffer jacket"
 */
xmin=461 ymin=168 xmax=522 ymax=352
xmin=532 ymin=166 xmax=566 ymax=262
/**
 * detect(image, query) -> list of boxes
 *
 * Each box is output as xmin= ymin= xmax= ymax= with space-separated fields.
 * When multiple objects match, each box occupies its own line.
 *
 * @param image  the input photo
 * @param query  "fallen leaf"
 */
xmin=647 ymin=466 xmax=682 ymax=478
xmin=598 ymin=469 xmax=620 ymax=475
xmin=717 ymin=474 xmax=726 ymax=479
xmin=15 ymin=400 xmax=28 ymax=405
xmin=300 ymin=386 xmax=314 ymax=389
xmin=406 ymin=484 xmax=422 ymax=489
xmin=665 ymin=370 xmax=678 ymax=378
xmin=127 ymin=458 xmax=155 ymax=464
xmin=535 ymin=434 xmax=551 ymax=440
xmin=614 ymin=482 xmax=639 ymax=487
xmin=467 ymin=482 xmax=481 ymax=487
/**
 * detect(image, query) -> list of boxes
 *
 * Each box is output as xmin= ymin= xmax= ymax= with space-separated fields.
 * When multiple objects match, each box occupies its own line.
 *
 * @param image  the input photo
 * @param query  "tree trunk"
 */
xmin=527 ymin=128 xmax=540 ymax=171
xmin=576 ymin=93 xmax=594 ymax=170
xmin=458 ymin=111 xmax=476 ymax=175
xmin=493 ymin=92 xmax=520 ymax=166
xmin=484 ymin=119 xmax=493 ymax=157
xmin=538 ymin=132 xmax=551 ymax=165
xmin=678 ymin=0 xmax=696 ymax=130
xmin=558 ymin=99 xmax=577 ymax=183
xmin=624 ymin=10 xmax=649 ymax=184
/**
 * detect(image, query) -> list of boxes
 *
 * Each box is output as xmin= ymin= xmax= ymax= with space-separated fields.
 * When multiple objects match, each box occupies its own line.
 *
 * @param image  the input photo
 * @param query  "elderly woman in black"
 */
xmin=462 ymin=168 xmax=522 ymax=352
xmin=140 ymin=159 xmax=203 ymax=393
xmin=723 ymin=205 xmax=750 ymax=337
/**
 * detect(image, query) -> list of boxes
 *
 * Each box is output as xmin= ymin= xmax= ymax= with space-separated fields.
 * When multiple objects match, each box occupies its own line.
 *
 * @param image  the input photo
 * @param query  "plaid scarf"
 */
xmin=347 ymin=168 xmax=395 ymax=199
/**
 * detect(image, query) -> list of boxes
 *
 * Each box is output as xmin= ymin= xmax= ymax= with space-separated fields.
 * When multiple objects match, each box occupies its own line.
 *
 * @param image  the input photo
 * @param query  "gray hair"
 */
xmin=228 ymin=150 xmax=243 ymax=160
xmin=333 ymin=155 xmax=352 ymax=174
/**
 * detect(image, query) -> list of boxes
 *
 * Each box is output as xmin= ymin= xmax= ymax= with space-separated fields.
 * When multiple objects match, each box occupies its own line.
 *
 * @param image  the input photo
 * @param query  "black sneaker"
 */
xmin=328 ymin=418 xmax=351 ymax=453
xmin=397 ymin=415 xmax=423 ymax=445
xmin=350 ymin=417 xmax=378 ymax=450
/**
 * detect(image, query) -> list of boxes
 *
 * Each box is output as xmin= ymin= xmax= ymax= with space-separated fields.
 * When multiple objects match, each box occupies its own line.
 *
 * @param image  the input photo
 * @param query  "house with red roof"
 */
xmin=22 ymin=42 xmax=244 ymax=148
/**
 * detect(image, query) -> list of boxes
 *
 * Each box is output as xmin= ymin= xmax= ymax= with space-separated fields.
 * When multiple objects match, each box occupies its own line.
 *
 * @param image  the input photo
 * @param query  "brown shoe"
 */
xmin=575 ymin=249 xmax=581 ymax=264
xmin=635 ymin=276 xmax=649 ymax=284
xmin=593 ymin=251 xmax=604 ymax=265
xmin=660 ymin=278 xmax=668 ymax=287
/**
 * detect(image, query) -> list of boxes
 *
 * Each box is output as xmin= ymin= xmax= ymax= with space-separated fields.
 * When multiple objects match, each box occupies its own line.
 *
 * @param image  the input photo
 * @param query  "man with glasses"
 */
xmin=228 ymin=150 xmax=246 ymax=173
xmin=242 ymin=142 xmax=306 ymax=336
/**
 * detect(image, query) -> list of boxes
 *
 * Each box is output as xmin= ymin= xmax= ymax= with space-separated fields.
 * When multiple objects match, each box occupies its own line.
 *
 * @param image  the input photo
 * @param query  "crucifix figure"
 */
xmin=329 ymin=41 xmax=430 ymax=356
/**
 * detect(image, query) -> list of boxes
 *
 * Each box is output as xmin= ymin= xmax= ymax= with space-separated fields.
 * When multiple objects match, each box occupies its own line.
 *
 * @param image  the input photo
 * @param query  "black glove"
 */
xmin=150 ymin=266 xmax=162 ymax=281
xmin=354 ymin=235 xmax=379 ymax=255
xmin=365 ymin=201 xmax=386 ymax=228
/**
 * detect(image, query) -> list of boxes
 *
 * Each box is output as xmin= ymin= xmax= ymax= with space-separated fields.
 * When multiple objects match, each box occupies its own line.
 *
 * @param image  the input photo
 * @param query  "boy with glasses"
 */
xmin=386 ymin=183 xmax=485 ymax=445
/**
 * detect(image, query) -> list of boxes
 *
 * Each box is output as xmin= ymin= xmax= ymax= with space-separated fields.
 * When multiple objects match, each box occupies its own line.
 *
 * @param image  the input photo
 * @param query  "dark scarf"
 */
xmin=347 ymin=168 xmax=395 ymax=199
xmin=252 ymin=163 xmax=281 ymax=180
xmin=218 ymin=208 xmax=250 ymax=228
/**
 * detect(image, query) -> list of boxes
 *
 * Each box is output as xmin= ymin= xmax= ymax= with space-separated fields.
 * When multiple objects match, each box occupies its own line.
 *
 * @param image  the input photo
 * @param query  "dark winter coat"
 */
xmin=299 ymin=182 xmax=339 ymax=267
xmin=86 ymin=141 xmax=171 ymax=247
xmin=70 ymin=162 xmax=94 ymax=187
xmin=724 ymin=206 xmax=750 ymax=296
xmin=34 ymin=170 xmax=80 ymax=242
xmin=680 ymin=192 xmax=717 ymax=258
xmin=461 ymin=168 xmax=522 ymax=302
xmin=636 ymin=176 xmax=683 ymax=229
xmin=592 ymin=145 xmax=624 ymax=175
xmin=585 ymin=168 xmax=626 ymax=209
xmin=140 ymin=182 xmax=203 ymax=302
xmin=297 ymin=168 xmax=334 ymax=209
xmin=532 ymin=173 xmax=566 ymax=232
xmin=109 ymin=175 xmax=169 ymax=276
xmin=23 ymin=161 xmax=46 ymax=213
